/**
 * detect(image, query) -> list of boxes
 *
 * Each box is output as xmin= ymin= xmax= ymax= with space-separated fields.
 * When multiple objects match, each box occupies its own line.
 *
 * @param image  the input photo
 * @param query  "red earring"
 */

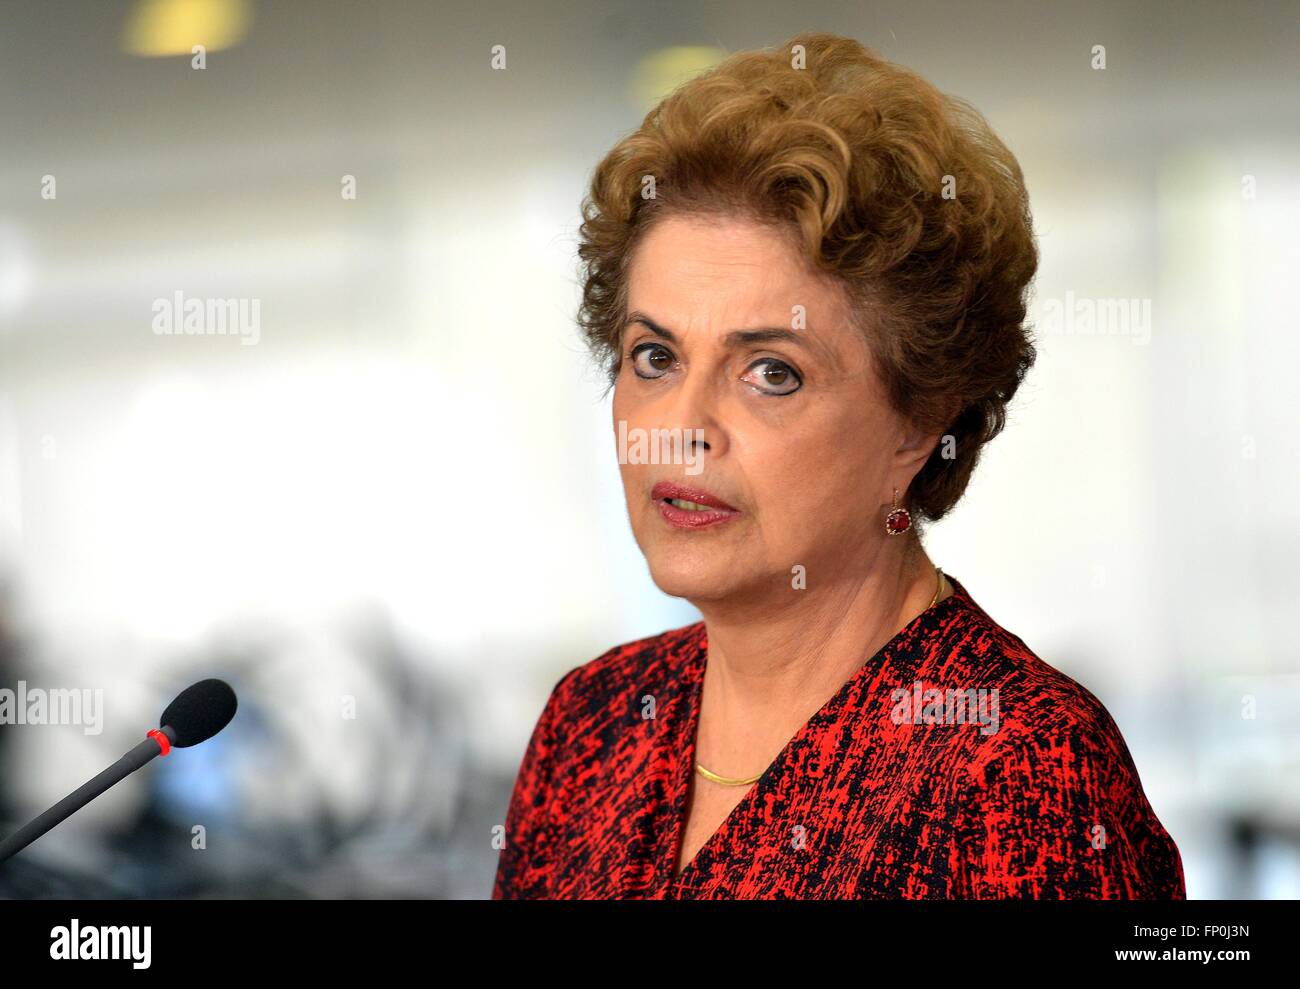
xmin=885 ymin=487 xmax=911 ymax=536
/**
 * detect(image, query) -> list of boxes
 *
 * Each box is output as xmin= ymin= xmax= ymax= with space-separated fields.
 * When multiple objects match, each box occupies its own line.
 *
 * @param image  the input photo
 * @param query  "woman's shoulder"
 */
xmin=578 ymin=618 xmax=706 ymax=686
xmin=534 ymin=619 xmax=705 ymax=737
xmin=939 ymin=577 xmax=1173 ymax=832
xmin=942 ymin=576 xmax=1135 ymax=753
xmin=940 ymin=578 xmax=1186 ymax=897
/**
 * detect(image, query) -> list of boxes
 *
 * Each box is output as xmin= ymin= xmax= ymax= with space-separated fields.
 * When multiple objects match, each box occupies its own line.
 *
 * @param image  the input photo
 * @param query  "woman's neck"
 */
xmin=688 ymin=541 xmax=941 ymax=773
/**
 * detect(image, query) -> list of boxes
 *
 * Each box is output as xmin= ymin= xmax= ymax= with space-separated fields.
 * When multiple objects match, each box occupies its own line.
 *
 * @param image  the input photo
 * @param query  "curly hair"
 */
xmin=576 ymin=31 xmax=1038 ymax=523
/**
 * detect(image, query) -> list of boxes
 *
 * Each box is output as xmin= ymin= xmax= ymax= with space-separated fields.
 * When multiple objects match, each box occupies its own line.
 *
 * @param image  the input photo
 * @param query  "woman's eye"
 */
xmin=742 ymin=358 xmax=802 ymax=395
xmin=629 ymin=343 xmax=675 ymax=378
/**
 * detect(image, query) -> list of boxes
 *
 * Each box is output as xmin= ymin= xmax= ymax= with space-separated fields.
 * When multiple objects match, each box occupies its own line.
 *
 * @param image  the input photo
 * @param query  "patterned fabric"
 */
xmin=492 ymin=573 xmax=1186 ymax=899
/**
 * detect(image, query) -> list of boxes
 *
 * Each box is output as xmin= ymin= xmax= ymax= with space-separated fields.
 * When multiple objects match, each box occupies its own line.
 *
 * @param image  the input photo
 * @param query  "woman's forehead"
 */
xmin=627 ymin=221 xmax=850 ymax=325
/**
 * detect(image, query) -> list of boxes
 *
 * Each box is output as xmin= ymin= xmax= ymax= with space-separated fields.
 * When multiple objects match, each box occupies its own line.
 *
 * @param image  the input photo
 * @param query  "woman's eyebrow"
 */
xmin=723 ymin=327 xmax=805 ymax=348
xmin=723 ymin=326 xmax=845 ymax=374
xmin=625 ymin=311 xmax=680 ymax=343
xmin=625 ymin=311 xmax=821 ymax=353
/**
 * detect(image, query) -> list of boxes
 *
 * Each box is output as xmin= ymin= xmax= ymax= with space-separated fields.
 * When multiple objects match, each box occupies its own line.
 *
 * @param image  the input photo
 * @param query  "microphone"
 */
xmin=0 ymin=678 xmax=238 ymax=864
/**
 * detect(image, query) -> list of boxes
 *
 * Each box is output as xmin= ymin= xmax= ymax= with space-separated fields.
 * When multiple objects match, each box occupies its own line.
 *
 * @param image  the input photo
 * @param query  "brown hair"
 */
xmin=577 ymin=32 xmax=1038 ymax=523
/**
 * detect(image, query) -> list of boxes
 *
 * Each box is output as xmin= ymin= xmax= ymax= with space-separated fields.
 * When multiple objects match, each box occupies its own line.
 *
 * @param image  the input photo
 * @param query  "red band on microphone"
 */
xmin=148 ymin=729 xmax=171 ymax=756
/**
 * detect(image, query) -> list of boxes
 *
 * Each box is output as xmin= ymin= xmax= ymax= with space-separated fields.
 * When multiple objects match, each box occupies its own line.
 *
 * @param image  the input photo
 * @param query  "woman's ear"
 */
xmin=893 ymin=420 xmax=944 ymax=476
xmin=894 ymin=398 xmax=962 ymax=475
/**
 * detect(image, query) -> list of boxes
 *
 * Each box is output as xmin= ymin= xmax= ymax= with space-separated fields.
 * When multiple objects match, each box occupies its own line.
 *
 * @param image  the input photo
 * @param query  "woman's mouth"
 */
xmin=650 ymin=481 xmax=740 ymax=529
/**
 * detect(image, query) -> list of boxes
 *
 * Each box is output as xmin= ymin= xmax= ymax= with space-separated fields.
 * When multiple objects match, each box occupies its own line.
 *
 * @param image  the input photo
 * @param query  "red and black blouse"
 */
xmin=492 ymin=573 xmax=1186 ymax=899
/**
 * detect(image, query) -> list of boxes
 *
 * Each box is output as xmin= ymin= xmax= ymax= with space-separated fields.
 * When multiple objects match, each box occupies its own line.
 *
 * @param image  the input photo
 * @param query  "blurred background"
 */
xmin=0 ymin=0 xmax=1296 ymax=898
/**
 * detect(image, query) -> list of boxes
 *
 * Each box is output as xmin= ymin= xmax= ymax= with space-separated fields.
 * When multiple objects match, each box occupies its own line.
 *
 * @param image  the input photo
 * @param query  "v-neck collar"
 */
xmin=658 ymin=573 xmax=978 ymax=897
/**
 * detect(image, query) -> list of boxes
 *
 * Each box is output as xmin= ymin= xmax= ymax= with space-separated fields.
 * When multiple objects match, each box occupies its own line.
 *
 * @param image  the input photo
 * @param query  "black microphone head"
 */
xmin=160 ymin=679 xmax=238 ymax=747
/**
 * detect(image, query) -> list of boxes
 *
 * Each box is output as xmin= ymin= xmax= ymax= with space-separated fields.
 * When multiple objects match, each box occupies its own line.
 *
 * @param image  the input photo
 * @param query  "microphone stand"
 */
xmin=0 ymin=726 xmax=176 ymax=864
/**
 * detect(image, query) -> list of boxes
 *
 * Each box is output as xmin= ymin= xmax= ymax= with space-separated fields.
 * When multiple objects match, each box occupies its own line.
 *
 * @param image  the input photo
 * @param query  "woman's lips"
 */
xmin=650 ymin=481 xmax=740 ymax=529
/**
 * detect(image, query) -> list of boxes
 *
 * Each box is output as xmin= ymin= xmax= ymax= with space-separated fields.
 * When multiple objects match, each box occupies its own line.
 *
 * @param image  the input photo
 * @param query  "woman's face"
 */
xmin=612 ymin=212 xmax=934 ymax=605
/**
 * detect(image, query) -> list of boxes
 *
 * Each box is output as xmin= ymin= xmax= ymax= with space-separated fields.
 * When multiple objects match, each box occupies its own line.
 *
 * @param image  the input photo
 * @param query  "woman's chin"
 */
xmin=642 ymin=558 xmax=712 ymax=598
xmin=644 ymin=556 xmax=756 ymax=604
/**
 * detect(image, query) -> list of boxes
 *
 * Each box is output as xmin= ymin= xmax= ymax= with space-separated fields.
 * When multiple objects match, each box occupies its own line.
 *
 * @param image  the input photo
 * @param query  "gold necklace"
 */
xmin=695 ymin=566 xmax=944 ymax=786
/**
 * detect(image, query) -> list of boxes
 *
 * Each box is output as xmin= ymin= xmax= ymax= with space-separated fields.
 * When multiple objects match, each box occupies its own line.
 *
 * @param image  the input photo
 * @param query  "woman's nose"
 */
xmin=665 ymin=374 xmax=726 ymax=463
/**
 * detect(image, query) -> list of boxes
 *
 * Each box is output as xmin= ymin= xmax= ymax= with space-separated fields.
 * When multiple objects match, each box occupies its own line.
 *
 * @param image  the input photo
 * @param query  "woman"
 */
xmin=493 ymin=32 xmax=1185 ymax=899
